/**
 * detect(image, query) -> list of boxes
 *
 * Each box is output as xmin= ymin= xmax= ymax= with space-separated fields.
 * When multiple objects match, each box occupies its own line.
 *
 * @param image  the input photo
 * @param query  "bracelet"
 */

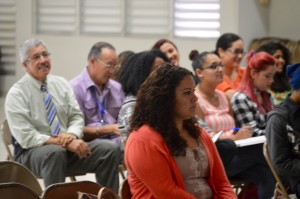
xmin=96 ymin=126 xmax=100 ymax=137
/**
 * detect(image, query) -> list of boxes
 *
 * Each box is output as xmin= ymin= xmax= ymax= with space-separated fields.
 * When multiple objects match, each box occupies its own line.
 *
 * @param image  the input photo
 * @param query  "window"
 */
xmin=36 ymin=0 xmax=77 ymax=34
xmin=0 ymin=0 xmax=16 ymax=75
xmin=35 ymin=0 xmax=220 ymax=38
xmin=125 ymin=0 xmax=170 ymax=36
xmin=174 ymin=0 xmax=220 ymax=38
xmin=80 ymin=0 xmax=122 ymax=35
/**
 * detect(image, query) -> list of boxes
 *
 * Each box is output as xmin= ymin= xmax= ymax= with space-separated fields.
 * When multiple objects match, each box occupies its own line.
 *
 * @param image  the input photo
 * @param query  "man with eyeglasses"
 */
xmin=69 ymin=41 xmax=125 ymax=148
xmin=5 ymin=38 xmax=120 ymax=192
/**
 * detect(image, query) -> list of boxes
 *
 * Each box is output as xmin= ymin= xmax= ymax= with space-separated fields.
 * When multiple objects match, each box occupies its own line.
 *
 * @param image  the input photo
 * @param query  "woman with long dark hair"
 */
xmin=125 ymin=63 xmax=236 ymax=198
xmin=256 ymin=41 xmax=291 ymax=104
xmin=215 ymin=33 xmax=246 ymax=99
xmin=117 ymin=49 xmax=169 ymax=141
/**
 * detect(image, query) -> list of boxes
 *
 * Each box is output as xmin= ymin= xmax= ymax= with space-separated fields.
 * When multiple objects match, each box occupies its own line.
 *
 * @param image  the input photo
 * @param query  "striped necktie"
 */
xmin=41 ymin=83 xmax=61 ymax=136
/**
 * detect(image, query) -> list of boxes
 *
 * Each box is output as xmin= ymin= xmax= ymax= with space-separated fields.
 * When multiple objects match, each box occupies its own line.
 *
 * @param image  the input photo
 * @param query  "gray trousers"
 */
xmin=16 ymin=139 xmax=120 ymax=192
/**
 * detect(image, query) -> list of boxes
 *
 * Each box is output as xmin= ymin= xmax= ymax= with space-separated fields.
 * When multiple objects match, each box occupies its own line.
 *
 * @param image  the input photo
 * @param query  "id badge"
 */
xmin=99 ymin=119 xmax=107 ymax=126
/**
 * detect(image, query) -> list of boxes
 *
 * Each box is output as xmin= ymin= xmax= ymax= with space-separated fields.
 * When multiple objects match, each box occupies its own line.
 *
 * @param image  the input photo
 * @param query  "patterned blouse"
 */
xmin=117 ymin=94 xmax=136 ymax=144
xmin=231 ymin=91 xmax=271 ymax=136
xmin=270 ymin=90 xmax=291 ymax=105
xmin=174 ymin=140 xmax=213 ymax=199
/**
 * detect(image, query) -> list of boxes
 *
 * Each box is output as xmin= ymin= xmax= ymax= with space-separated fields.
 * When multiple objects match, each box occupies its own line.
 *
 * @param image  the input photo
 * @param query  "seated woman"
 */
xmin=117 ymin=50 xmax=169 ymax=143
xmin=190 ymin=50 xmax=276 ymax=199
xmin=256 ymin=41 xmax=292 ymax=104
xmin=125 ymin=63 xmax=236 ymax=198
xmin=231 ymin=51 xmax=276 ymax=136
xmin=266 ymin=62 xmax=300 ymax=197
xmin=151 ymin=38 xmax=180 ymax=66
xmin=214 ymin=33 xmax=246 ymax=99
xmin=111 ymin=50 xmax=134 ymax=81
xmin=190 ymin=50 xmax=252 ymax=141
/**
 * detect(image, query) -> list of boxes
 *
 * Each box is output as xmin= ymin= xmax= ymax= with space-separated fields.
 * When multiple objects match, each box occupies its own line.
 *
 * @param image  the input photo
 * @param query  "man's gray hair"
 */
xmin=87 ymin=41 xmax=115 ymax=61
xmin=19 ymin=38 xmax=48 ymax=63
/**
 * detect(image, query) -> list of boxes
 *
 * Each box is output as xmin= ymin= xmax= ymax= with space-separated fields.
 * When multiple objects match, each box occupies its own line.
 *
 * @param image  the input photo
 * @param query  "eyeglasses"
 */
xmin=95 ymin=59 xmax=116 ymax=70
xmin=26 ymin=52 xmax=51 ymax=62
xmin=227 ymin=48 xmax=246 ymax=56
xmin=202 ymin=62 xmax=225 ymax=70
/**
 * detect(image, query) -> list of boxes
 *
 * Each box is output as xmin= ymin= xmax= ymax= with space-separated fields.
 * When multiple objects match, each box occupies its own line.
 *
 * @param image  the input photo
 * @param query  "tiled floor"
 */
xmin=0 ymin=96 xmax=124 ymax=190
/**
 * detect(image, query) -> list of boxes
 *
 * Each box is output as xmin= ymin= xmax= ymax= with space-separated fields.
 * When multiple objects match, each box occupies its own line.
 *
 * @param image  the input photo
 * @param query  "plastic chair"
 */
xmin=0 ymin=161 xmax=43 ymax=196
xmin=119 ymin=163 xmax=127 ymax=180
xmin=263 ymin=142 xmax=297 ymax=199
xmin=0 ymin=118 xmax=85 ymax=182
xmin=1 ymin=119 xmax=13 ymax=160
xmin=42 ymin=180 xmax=103 ymax=199
xmin=119 ymin=178 xmax=132 ymax=199
xmin=0 ymin=182 xmax=40 ymax=199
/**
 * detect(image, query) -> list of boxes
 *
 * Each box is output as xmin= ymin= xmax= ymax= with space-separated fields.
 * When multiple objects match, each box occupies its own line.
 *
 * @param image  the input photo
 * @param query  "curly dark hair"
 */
xmin=129 ymin=63 xmax=201 ymax=156
xmin=256 ymin=41 xmax=291 ymax=92
xmin=118 ymin=49 xmax=169 ymax=96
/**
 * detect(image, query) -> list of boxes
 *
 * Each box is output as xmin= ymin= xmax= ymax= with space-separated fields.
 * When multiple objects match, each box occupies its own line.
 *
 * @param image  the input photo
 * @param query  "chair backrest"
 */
xmin=0 ymin=160 xmax=43 ymax=196
xmin=1 ymin=119 xmax=13 ymax=160
xmin=0 ymin=182 xmax=40 ymax=199
xmin=1 ymin=120 xmax=43 ymax=195
xmin=42 ymin=181 xmax=103 ymax=199
xmin=263 ymin=142 xmax=290 ymax=199
xmin=119 ymin=178 xmax=132 ymax=199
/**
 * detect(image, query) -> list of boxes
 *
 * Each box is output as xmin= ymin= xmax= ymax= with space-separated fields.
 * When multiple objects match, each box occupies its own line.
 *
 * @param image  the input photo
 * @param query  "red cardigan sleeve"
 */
xmin=125 ymin=126 xmax=196 ymax=199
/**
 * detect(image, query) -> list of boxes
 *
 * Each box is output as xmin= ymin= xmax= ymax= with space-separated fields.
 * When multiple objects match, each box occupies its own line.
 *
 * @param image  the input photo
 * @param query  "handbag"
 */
xmin=78 ymin=187 xmax=119 ymax=199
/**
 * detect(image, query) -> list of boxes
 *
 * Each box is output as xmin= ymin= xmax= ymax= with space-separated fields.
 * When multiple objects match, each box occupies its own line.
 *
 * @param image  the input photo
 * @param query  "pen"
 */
xmin=231 ymin=127 xmax=240 ymax=135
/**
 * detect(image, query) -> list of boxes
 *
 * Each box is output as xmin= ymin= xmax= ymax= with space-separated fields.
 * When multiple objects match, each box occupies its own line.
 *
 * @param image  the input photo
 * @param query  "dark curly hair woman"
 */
xmin=256 ymin=41 xmax=292 ymax=104
xmin=117 ymin=49 xmax=169 ymax=140
xmin=125 ymin=63 xmax=236 ymax=199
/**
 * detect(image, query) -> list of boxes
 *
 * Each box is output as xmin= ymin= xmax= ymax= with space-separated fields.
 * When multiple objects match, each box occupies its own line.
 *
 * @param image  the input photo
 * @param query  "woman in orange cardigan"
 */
xmin=125 ymin=63 xmax=236 ymax=199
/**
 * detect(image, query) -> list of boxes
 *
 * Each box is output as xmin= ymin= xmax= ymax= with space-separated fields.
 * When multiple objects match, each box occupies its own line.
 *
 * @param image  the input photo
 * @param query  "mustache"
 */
xmin=38 ymin=62 xmax=50 ymax=69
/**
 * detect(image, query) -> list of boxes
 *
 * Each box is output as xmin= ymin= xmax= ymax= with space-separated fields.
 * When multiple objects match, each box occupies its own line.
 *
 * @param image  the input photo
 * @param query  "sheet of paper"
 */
xmin=235 ymin=136 xmax=266 ymax=147
xmin=212 ymin=131 xmax=223 ymax=143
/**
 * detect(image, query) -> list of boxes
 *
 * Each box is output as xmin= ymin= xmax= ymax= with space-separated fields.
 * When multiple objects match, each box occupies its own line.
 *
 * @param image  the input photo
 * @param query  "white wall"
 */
xmin=269 ymin=0 xmax=300 ymax=40
xmin=3 ymin=0 xmax=299 ymax=94
xmin=238 ymin=0 xmax=269 ymax=50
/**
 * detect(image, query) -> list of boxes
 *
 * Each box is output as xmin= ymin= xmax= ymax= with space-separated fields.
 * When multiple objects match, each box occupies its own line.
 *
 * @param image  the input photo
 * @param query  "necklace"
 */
xmin=192 ymin=139 xmax=201 ymax=171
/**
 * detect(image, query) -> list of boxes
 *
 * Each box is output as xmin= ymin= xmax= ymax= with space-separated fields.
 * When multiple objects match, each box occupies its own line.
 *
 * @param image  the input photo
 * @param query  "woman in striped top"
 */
xmin=190 ymin=50 xmax=276 ymax=199
xmin=189 ymin=50 xmax=251 ymax=140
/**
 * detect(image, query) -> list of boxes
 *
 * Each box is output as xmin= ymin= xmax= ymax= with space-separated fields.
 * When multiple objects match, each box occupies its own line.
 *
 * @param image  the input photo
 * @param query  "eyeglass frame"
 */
xmin=25 ymin=52 xmax=51 ymax=63
xmin=226 ymin=48 xmax=246 ymax=56
xmin=202 ymin=62 xmax=225 ymax=70
xmin=95 ymin=59 xmax=117 ymax=70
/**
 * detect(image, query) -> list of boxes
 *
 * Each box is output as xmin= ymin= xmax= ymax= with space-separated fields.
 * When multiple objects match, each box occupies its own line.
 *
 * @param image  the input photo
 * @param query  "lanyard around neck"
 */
xmin=92 ymin=87 xmax=105 ymax=122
